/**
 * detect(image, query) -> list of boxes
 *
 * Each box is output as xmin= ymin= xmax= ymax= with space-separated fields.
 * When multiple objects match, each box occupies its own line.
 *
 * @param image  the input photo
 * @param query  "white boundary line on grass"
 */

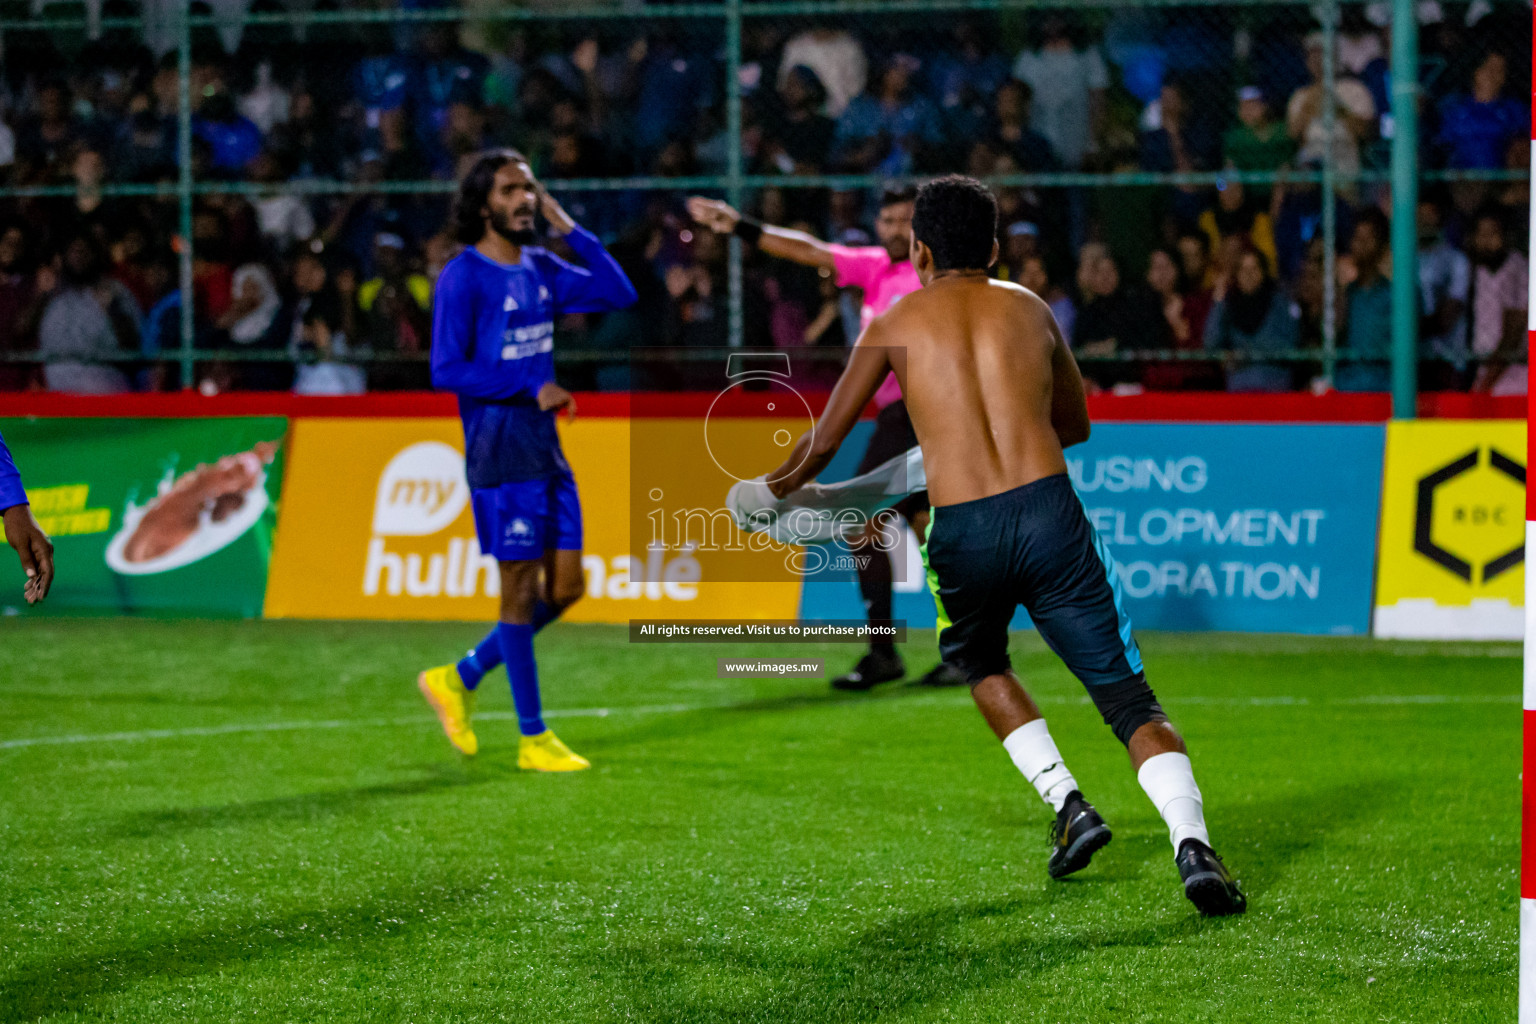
xmin=0 ymin=692 xmax=1518 ymax=752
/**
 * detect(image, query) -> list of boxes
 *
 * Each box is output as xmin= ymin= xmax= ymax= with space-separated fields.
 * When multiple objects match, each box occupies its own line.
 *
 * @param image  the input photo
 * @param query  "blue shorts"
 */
xmin=471 ymin=471 xmax=583 ymax=563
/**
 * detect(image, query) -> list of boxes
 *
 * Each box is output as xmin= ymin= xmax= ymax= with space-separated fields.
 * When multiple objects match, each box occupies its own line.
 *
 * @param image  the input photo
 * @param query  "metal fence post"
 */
xmin=1389 ymin=0 xmax=1420 ymax=417
xmin=1320 ymin=0 xmax=1338 ymax=386
xmin=176 ymin=4 xmax=195 ymax=390
xmin=725 ymin=0 xmax=743 ymax=348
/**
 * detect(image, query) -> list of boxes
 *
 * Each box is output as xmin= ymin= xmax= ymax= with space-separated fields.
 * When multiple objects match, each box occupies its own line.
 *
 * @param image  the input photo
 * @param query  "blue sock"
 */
xmin=531 ymin=600 xmax=561 ymax=632
xmin=455 ymin=628 xmax=503 ymax=691
xmin=496 ymin=622 xmax=545 ymax=736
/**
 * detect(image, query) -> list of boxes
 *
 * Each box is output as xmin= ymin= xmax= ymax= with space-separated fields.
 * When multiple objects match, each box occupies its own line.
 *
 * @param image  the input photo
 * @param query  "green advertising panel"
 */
xmin=0 ymin=417 xmax=287 ymax=617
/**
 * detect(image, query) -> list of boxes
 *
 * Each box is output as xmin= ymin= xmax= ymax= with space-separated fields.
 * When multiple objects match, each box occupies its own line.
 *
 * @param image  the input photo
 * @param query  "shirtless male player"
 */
xmin=763 ymin=175 xmax=1245 ymax=916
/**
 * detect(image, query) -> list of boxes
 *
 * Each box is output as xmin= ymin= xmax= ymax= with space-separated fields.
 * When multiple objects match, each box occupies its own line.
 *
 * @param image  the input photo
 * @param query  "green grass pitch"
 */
xmin=0 ymin=620 xmax=1519 ymax=1022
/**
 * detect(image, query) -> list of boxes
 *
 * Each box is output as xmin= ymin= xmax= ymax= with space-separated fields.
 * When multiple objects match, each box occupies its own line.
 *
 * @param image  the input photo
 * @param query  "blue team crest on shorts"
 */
xmin=506 ymin=517 xmax=534 ymax=539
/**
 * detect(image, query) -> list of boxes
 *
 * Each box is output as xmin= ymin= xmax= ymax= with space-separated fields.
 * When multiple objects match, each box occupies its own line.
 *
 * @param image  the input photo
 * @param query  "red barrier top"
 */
xmin=0 ymin=390 xmax=1523 ymax=420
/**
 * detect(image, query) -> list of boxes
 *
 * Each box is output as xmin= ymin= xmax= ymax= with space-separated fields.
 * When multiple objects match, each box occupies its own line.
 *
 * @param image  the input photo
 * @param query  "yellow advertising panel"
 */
xmin=1374 ymin=420 xmax=1525 ymax=639
xmin=264 ymin=417 xmax=802 ymax=621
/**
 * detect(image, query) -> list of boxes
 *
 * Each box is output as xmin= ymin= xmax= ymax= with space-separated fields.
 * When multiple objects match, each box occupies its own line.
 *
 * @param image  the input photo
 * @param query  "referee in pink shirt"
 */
xmin=688 ymin=188 xmax=966 ymax=690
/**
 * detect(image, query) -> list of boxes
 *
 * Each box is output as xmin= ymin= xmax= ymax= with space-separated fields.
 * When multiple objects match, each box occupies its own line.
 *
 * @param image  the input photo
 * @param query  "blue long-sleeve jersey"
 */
xmin=431 ymin=226 xmax=638 ymax=488
xmin=0 ymin=428 xmax=26 ymax=511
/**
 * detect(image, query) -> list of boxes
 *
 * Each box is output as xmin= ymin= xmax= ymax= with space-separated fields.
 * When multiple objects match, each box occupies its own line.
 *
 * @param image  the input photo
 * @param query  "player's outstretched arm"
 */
xmin=536 ymin=184 xmax=639 ymax=313
xmin=0 ymin=432 xmax=51 ymax=604
xmin=766 ymin=329 xmax=892 ymax=498
xmin=1048 ymin=311 xmax=1091 ymax=449
xmin=686 ymin=197 xmax=836 ymax=270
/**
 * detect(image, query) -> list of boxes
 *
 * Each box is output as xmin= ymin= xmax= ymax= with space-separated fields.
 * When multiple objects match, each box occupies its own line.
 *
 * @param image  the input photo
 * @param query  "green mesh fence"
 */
xmin=0 ymin=0 xmax=1526 ymax=397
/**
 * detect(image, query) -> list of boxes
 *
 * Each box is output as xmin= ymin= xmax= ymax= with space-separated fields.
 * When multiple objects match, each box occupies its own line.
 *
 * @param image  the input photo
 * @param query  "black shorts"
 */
xmin=857 ymin=400 xmax=929 ymax=520
xmin=924 ymin=474 xmax=1163 ymax=742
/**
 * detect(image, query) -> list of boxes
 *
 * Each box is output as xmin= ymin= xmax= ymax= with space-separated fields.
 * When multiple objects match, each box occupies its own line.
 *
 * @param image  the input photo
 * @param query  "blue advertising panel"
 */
xmin=799 ymin=423 xmax=1386 ymax=636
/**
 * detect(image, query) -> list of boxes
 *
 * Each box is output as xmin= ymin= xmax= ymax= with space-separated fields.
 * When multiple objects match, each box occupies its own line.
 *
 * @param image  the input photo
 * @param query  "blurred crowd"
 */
xmin=0 ymin=1 xmax=1527 ymax=394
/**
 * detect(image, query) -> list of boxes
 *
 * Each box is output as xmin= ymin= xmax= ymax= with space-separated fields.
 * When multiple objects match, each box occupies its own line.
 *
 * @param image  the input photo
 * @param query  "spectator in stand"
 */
xmin=440 ymin=101 xmax=491 ymax=175
xmin=930 ymin=20 xmax=1012 ymax=138
xmin=1338 ymin=8 xmax=1385 ymax=80
xmin=1075 ymin=247 xmax=1164 ymax=388
xmin=266 ymin=86 xmax=343 ymax=180
xmin=833 ymin=53 xmax=942 ymax=174
xmin=629 ymin=32 xmax=717 ymax=166
xmin=1150 ymin=249 xmax=1198 ymax=343
xmin=1138 ymin=77 xmax=1219 ymax=224
xmin=763 ymin=261 xmax=843 ymax=355
xmin=113 ymin=98 xmax=176 ymax=182
xmin=1287 ymin=32 xmax=1376 ymax=179
xmin=1010 ymin=16 xmax=1108 ymax=169
xmin=1144 ymin=247 xmax=1222 ymax=391
xmin=505 ymin=67 xmax=564 ymax=167
xmin=1436 ymin=51 xmax=1528 ymax=170
xmin=38 ymin=235 xmax=141 ymax=394
xmin=321 ymin=150 xmax=421 ymax=276
xmin=267 ymin=243 xmax=334 ymax=393
xmin=1467 ymin=208 xmax=1528 ymax=395
xmin=986 ymin=80 xmax=1059 ymax=172
xmin=407 ymin=23 xmax=488 ymax=174
xmin=756 ymin=65 xmax=836 ymax=175
xmin=1497 ymin=134 xmax=1531 ymax=231
xmin=192 ymin=91 xmax=263 ymax=176
xmin=249 ymin=149 xmax=315 ymax=255
xmin=0 ymin=225 xmax=43 ymax=390
xmin=239 ymin=59 xmax=291 ymax=136
xmin=1167 ymin=230 xmax=1211 ymax=293
xmin=292 ymin=301 xmax=365 ymax=396
xmin=15 ymin=78 xmax=83 ymax=179
xmin=1198 ymin=179 xmax=1278 ymax=284
xmin=1416 ymin=197 xmax=1470 ymax=389
xmin=1341 ymin=11 xmax=1390 ymax=146
xmin=0 ymin=112 xmax=14 ymax=178
xmin=190 ymin=207 xmax=235 ymax=334
xmin=109 ymin=222 xmax=163 ymax=314
xmin=1173 ymin=228 xmax=1217 ymax=317
xmin=1292 ymin=236 xmax=1327 ymax=351
xmin=1074 ymin=240 xmax=1108 ymax=313
xmin=55 ymin=147 xmax=120 ymax=251
xmin=196 ymin=256 xmax=282 ymax=394
xmin=1204 ymin=247 xmax=1300 ymax=393
xmin=1017 ymin=253 xmax=1075 ymax=341
xmin=997 ymin=220 xmax=1040 ymax=281
xmin=1139 ymin=78 xmax=1219 ymax=173
xmin=219 ymin=259 xmax=282 ymax=348
xmin=661 ymin=226 xmax=728 ymax=348
xmin=484 ymin=28 xmax=527 ymax=113
xmin=778 ymin=27 xmax=867 ymax=118
xmin=1223 ymin=85 xmax=1294 ymax=177
xmin=1337 ymin=208 xmax=1393 ymax=392
xmin=357 ymin=231 xmax=432 ymax=391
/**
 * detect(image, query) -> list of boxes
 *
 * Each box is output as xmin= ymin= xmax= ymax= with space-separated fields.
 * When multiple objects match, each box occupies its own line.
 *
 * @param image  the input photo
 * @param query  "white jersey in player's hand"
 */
xmin=726 ymin=445 xmax=925 ymax=545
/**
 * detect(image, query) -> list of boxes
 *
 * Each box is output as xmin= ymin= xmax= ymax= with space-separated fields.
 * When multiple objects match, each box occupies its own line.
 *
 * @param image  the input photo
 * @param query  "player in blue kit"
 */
xmin=417 ymin=149 xmax=637 ymax=768
xmin=0 ymin=429 xmax=53 ymax=604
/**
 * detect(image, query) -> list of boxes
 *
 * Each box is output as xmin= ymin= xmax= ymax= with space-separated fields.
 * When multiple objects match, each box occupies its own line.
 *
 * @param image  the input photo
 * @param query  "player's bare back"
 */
xmin=870 ymin=275 xmax=1086 ymax=507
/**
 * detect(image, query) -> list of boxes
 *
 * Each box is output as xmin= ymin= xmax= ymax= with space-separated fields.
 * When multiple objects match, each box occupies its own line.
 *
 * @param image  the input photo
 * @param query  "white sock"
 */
xmin=1001 ymin=719 xmax=1079 ymax=812
xmin=1136 ymin=751 xmax=1211 ymax=852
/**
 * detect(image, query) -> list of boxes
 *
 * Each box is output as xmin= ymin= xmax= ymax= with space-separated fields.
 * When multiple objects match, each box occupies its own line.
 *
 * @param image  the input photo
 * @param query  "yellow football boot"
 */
xmin=417 ymin=664 xmax=478 ymax=756
xmin=518 ymin=730 xmax=590 ymax=772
